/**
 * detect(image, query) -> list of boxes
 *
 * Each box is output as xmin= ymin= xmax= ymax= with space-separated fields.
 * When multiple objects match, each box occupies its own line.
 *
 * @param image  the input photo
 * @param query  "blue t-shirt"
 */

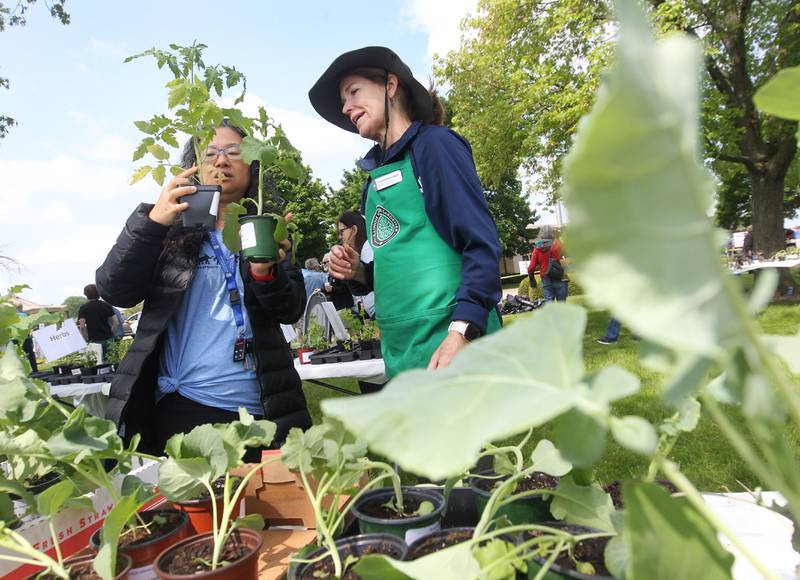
xmin=301 ymin=269 xmax=327 ymax=299
xmin=157 ymin=235 xmax=262 ymax=415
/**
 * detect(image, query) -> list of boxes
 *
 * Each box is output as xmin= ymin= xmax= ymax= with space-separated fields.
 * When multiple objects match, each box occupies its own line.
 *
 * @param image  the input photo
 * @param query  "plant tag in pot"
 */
xmin=209 ymin=190 xmax=220 ymax=217
xmin=240 ymin=221 xmax=257 ymax=250
xmin=405 ymin=521 xmax=441 ymax=545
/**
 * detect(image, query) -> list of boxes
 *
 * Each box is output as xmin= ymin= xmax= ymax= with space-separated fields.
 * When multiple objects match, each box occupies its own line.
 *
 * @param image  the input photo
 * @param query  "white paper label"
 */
xmin=300 ymin=350 xmax=313 ymax=364
xmin=209 ymin=190 xmax=221 ymax=217
xmin=374 ymin=170 xmax=403 ymax=191
xmin=32 ymin=319 xmax=87 ymax=362
xmin=70 ymin=368 xmax=82 ymax=376
xmin=98 ymin=366 xmax=113 ymax=375
xmin=240 ymin=221 xmax=257 ymax=249
xmin=128 ymin=564 xmax=157 ymax=580
xmin=320 ymin=302 xmax=349 ymax=341
xmin=404 ymin=520 xmax=441 ymax=545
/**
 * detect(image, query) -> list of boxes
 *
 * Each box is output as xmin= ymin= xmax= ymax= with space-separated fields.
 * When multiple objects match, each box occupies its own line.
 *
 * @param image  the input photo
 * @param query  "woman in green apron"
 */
xmin=309 ymin=46 xmax=503 ymax=378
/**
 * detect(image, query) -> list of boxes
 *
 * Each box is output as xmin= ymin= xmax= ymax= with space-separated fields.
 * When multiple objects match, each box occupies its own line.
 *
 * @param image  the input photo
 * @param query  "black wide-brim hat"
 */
xmin=309 ymin=46 xmax=434 ymax=133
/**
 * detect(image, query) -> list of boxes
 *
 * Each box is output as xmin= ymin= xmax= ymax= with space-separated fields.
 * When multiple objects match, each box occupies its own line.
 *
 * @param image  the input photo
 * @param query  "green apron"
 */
xmin=366 ymin=151 xmax=501 ymax=378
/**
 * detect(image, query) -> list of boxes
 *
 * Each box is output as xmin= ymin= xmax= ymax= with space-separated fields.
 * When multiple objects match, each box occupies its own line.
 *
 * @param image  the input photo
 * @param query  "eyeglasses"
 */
xmin=337 ymin=226 xmax=353 ymax=237
xmin=204 ymin=144 xmax=243 ymax=162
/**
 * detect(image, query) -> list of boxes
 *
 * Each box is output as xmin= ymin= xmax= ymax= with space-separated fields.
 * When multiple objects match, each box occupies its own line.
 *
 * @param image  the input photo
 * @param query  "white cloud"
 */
xmin=18 ymin=225 xmax=120 ymax=267
xmin=403 ymin=0 xmax=478 ymax=61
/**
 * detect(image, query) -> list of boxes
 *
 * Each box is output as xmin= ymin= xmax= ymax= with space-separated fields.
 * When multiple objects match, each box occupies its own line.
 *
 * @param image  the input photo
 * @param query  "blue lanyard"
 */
xmin=207 ymin=231 xmax=246 ymax=338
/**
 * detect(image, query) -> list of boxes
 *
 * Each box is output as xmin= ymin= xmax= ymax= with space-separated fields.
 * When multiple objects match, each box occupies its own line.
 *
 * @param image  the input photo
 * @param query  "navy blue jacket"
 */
xmin=357 ymin=122 xmax=502 ymax=332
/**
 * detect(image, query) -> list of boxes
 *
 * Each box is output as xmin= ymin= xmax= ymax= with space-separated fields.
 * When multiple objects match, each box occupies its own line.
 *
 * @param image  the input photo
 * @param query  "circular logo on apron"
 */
xmin=371 ymin=205 xmax=401 ymax=247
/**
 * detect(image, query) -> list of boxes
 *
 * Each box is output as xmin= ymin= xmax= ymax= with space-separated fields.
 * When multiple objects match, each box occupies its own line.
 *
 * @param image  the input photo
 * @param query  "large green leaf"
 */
xmin=354 ymin=541 xmax=480 ymax=580
xmin=550 ymin=475 xmax=615 ymax=532
xmin=93 ymin=493 xmax=143 ymax=580
xmin=323 ymin=304 xmax=588 ymax=479
xmin=753 ymin=66 xmax=800 ymax=121
xmin=219 ymin=409 xmax=276 ymax=462
xmin=36 ymin=479 xmax=76 ymax=518
xmin=529 ymin=439 xmax=572 ymax=477
xmin=222 ymin=202 xmax=247 ymax=252
xmin=623 ymin=482 xmax=734 ymax=579
xmin=46 ymin=415 xmax=124 ymax=463
xmin=157 ymin=457 xmax=215 ymax=502
xmin=561 ymin=0 xmax=741 ymax=361
xmin=0 ymin=350 xmax=38 ymax=424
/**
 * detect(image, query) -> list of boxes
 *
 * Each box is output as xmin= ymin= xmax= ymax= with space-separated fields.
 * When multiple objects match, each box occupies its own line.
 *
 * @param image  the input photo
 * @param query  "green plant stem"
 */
xmin=700 ymin=393 xmax=792 ymax=500
xmin=661 ymin=459 xmax=778 ymax=580
xmin=257 ymin=165 xmax=264 ymax=216
xmin=1 ymin=528 xmax=69 ymax=579
xmin=360 ymin=460 xmax=403 ymax=514
xmin=298 ymin=466 xmax=342 ymax=578
xmin=721 ymin=267 xmax=800 ymax=428
xmin=533 ymin=539 xmax=565 ymax=580
xmin=49 ymin=520 xmax=63 ymax=565
xmin=474 ymin=467 xmax=532 ymax=537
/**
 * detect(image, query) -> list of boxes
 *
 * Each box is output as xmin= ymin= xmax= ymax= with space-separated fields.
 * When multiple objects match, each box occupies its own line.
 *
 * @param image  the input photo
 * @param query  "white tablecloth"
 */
xmin=732 ymin=258 xmax=800 ymax=274
xmin=703 ymin=492 xmax=798 ymax=579
xmin=295 ymin=358 xmax=387 ymax=384
xmin=47 ymin=382 xmax=111 ymax=417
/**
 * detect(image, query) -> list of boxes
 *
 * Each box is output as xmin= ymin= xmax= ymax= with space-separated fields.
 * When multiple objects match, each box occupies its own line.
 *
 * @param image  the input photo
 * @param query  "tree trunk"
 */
xmin=749 ymin=171 xmax=786 ymax=257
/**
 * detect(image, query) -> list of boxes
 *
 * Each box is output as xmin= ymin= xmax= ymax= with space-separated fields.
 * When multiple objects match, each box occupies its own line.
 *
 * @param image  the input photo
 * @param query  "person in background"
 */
xmin=321 ymin=252 xmax=355 ymax=311
xmin=22 ymin=333 xmax=37 ymax=372
xmin=742 ymin=225 xmax=753 ymax=261
xmin=96 ymin=120 xmax=310 ymax=459
xmin=78 ymin=284 xmax=118 ymax=358
xmin=310 ymin=46 xmax=502 ymax=378
xmin=597 ymin=317 xmax=621 ymax=345
xmin=528 ymin=226 xmax=568 ymax=303
xmin=112 ymin=306 xmax=125 ymax=340
xmin=301 ymin=257 xmax=327 ymax=298
xmin=337 ymin=210 xmax=375 ymax=318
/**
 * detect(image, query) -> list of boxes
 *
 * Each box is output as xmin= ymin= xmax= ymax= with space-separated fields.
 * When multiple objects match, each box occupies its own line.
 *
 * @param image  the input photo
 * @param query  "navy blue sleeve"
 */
xmin=410 ymin=127 xmax=502 ymax=332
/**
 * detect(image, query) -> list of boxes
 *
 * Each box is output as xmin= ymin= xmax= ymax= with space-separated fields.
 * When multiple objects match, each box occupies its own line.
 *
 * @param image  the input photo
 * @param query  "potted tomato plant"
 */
xmin=126 ymin=42 xmax=250 ymax=230
xmin=221 ymin=105 xmax=304 ymax=261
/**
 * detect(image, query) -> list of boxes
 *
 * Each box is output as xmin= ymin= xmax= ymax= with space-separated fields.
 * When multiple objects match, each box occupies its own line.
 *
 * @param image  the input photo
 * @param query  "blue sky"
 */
xmin=1 ymin=0 xmax=487 ymax=305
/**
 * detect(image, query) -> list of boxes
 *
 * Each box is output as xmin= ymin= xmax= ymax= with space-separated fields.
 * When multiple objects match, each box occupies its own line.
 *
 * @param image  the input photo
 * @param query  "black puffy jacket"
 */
xmin=96 ymin=204 xmax=311 ymax=451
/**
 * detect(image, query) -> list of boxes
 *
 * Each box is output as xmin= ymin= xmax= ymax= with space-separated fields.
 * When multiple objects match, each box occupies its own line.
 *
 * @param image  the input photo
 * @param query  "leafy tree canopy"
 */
xmin=61 ymin=295 xmax=86 ymax=319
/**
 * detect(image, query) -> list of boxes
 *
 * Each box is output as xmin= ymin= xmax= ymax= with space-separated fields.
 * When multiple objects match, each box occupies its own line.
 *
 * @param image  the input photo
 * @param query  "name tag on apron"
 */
xmin=374 ymin=170 xmax=403 ymax=191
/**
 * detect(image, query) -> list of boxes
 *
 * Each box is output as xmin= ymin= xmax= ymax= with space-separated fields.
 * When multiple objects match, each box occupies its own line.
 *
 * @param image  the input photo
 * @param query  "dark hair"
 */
xmin=343 ymin=68 xmax=444 ymax=126
xmin=84 ymin=284 xmax=99 ymax=300
xmin=179 ymin=119 xmax=284 ymax=214
xmin=338 ymin=210 xmax=367 ymax=252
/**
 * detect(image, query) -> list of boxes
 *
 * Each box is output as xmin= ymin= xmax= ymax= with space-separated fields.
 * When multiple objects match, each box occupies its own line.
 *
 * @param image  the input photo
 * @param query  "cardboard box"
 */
xmin=256 ymin=528 xmax=317 ymax=580
xmin=0 ymin=458 xmax=163 ymax=580
xmin=243 ymin=450 xmax=358 ymax=529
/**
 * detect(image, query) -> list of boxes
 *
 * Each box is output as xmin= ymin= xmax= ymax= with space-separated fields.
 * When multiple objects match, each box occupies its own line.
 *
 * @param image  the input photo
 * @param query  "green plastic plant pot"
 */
xmin=239 ymin=215 xmax=279 ymax=263
xmin=351 ymin=487 xmax=445 ymax=544
xmin=470 ymin=474 xmax=554 ymax=525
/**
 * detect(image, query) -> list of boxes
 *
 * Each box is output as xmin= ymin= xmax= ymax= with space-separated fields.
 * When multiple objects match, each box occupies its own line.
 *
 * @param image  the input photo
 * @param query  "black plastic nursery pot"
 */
xmin=289 ymin=533 xmax=407 ymax=580
xmin=351 ymin=487 xmax=446 ymax=544
xmin=9 ymin=472 xmax=63 ymax=501
xmin=80 ymin=363 xmax=115 ymax=377
xmin=238 ymin=214 xmax=279 ymax=262
xmin=405 ymin=526 xmax=475 ymax=560
xmin=180 ymin=184 xmax=220 ymax=230
xmin=470 ymin=471 xmax=558 ymax=526
xmin=519 ymin=523 xmax=614 ymax=580
xmin=90 ymin=509 xmax=190 ymax=577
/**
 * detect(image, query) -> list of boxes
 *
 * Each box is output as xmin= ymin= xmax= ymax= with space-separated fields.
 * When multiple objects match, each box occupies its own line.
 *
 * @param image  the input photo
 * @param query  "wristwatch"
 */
xmin=448 ymin=320 xmax=482 ymax=342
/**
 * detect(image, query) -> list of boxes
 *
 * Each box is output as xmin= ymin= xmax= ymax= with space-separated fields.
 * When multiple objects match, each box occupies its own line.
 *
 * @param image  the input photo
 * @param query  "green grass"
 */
xmin=301 ymin=301 xmax=800 ymax=492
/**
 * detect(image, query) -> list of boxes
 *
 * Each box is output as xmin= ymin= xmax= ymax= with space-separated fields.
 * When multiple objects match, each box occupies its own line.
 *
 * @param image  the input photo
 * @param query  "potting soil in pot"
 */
xmin=298 ymin=539 xmax=405 ymax=580
xmin=36 ymin=556 xmax=130 ymax=580
xmin=162 ymin=534 xmax=251 ymax=575
xmin=523 ymin=525 xmax=612 ymax=579
xmin=603 ymin=479 xmax=678 ymax=509
xmin=406 ymin=528 xmax=473 ymax=559
xmin=473 ymin=471 xmax=559 ymax=495
xmin=117 ymin=510 xmax=185 ymax=549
